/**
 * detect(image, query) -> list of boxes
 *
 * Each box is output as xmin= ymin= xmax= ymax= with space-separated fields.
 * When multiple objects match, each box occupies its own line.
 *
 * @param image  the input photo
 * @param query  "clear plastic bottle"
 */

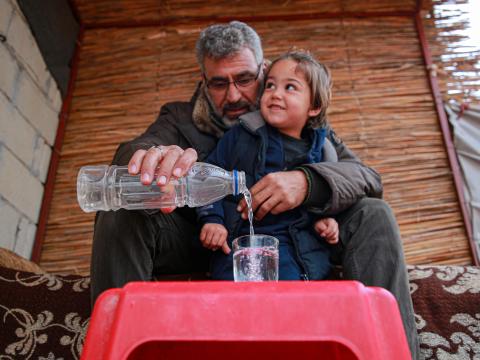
xmin=77 ymin=162 xmax=246 ymax=212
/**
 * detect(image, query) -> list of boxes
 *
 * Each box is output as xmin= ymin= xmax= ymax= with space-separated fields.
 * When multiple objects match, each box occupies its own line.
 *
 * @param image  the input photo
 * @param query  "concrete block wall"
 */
xmin=0 ymin=0 xmax=62 ymax=259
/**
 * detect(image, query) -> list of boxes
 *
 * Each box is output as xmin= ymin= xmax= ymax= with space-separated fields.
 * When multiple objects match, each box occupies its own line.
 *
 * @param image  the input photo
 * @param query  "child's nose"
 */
xmin=271 ymin=87 xmax=282 ymax=98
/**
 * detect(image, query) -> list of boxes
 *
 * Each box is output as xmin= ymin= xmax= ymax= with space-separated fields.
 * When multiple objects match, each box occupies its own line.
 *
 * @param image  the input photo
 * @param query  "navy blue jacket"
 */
xmin=197 ymin=111 xmax=336 ymax=280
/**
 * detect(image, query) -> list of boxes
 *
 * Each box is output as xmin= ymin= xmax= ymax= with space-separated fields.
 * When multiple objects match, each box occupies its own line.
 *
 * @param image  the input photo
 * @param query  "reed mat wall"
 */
xmin=39 ymin=3 xmax=473 ymax=274
xmin=73 ymin=0 xmax=417 ymax=27
xmin=422 ymin=0 xmax=480 ymax=104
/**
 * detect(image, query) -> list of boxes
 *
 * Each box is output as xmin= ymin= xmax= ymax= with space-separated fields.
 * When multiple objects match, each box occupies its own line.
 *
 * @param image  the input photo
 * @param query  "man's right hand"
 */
xmin=128 ymin=145 xmax=198 ymax=213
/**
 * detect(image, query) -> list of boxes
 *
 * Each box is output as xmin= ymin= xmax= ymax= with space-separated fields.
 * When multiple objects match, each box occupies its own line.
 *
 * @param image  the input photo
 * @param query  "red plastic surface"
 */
xmin=81 ymin=281 xmax=411 ymax=359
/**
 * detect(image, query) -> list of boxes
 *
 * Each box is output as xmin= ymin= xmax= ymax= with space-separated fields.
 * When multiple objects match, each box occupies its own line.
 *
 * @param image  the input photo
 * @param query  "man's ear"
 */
xmin=262 ymin=59 xmax=270 ymax=74
xmin=308 ymin=108 xmax=321 ymax=117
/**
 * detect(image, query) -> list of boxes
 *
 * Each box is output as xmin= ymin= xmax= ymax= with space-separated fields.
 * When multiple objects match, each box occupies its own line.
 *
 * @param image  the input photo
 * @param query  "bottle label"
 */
xmin=188 ymin=163 xmax=230 ymax=178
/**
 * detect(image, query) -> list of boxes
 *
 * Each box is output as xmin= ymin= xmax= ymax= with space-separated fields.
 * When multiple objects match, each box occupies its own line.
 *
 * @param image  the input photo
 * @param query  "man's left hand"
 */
xmin=236 ymin=170 xmax=308 ymax=221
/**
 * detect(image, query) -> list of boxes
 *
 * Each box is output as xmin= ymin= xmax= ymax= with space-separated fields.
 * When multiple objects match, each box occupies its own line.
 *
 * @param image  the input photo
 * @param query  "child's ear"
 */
xmin=308 ymin=108 xmax=321 ymax=117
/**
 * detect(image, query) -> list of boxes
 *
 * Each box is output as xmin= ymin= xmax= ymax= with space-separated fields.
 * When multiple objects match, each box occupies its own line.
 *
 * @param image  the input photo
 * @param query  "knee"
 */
xmin=361 ymin=198 xmax=404 ymax=250
xmin=356 ymin=197 xmax=394 ymax=217
xmin=94 ymin=210 xmax=123 ymax=236
xmin=342 ymin=198 xmax=402 ymax=251
xmin=93 ymin=209 xmax=148 ymax=246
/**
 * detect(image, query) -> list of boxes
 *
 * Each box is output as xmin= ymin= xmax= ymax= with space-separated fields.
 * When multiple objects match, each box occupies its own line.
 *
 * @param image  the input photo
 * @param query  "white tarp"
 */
xmin=445 ymin=101 xmax=480 ymax=261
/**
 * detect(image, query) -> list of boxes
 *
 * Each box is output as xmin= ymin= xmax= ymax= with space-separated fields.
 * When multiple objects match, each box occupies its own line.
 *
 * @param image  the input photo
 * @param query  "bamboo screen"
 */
xmin=423 ymin=0 xmax=480 ymax=104
xmin=73 ymin=0 xmax=416 ymax=26
xmin=39 ymin=17 xmax=472 ymax=275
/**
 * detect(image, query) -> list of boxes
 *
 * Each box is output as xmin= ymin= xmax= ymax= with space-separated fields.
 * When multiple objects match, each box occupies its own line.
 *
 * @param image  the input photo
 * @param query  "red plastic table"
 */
xmin=81 ymin=281 xmax=411 ymax=360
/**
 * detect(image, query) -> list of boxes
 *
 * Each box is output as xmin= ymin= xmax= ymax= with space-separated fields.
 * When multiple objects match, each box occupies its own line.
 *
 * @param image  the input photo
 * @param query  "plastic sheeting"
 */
xmin=446 ymin=101 xmax=480 ymax=261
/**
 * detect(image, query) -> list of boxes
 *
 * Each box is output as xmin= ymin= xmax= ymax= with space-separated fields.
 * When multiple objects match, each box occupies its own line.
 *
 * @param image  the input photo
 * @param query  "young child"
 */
xmin=197 ymin=50 xmax=339 ymax=280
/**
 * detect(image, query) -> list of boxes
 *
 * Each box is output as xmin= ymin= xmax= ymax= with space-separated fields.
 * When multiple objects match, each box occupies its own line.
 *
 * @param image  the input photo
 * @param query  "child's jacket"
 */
xmin=197 ymin=111 xmax=339 ymax=280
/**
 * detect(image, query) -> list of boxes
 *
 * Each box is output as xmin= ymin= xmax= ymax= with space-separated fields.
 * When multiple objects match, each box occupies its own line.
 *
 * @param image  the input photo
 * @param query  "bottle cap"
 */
xmin=233 ymin=170 xmax=246 ymax=196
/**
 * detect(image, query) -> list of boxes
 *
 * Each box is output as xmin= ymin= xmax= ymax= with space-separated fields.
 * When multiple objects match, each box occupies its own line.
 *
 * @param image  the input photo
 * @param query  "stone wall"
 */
xmin=0 ymin=0 xmax=62 ymax=259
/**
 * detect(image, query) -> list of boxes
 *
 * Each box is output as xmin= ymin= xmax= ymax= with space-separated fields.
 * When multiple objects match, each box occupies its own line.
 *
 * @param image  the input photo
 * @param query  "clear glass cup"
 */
xmin=232 ymin=235 xmax=279 ymax=282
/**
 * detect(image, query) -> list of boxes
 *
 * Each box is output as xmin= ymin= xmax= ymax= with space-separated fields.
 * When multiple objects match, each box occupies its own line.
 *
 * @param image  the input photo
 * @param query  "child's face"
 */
xmin=260 ymin=59 xmax=320 ymax=139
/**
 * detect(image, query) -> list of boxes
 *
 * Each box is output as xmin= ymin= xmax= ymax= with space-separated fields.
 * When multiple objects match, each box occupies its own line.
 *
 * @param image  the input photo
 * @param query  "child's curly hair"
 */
xmin=265 ymin=50 xmax=332 ymax=129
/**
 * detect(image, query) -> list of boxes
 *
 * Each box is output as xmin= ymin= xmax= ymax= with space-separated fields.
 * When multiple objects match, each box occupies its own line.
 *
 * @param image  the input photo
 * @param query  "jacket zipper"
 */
xmin=288 ymin=216 xmax=310 ymax=281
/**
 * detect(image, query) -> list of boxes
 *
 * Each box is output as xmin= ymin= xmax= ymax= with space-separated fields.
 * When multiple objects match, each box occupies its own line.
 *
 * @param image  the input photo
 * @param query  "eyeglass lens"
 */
xmin=206 ymin=65 xmax=261 ymax=90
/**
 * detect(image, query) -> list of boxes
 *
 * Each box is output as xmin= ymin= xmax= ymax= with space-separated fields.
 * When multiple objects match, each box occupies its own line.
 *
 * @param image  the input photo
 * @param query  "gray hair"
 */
xmin=196 ymin=21 xmax=263 ymax=73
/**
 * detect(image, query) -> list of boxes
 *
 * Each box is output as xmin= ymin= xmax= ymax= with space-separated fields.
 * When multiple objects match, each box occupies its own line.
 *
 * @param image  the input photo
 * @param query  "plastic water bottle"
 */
xmin=77 ymin=162 xmax=246 ymax=212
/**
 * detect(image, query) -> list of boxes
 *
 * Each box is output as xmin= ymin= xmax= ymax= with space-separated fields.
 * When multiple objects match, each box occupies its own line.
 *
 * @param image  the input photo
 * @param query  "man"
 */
xmin=91 ymin=21 xmax=420 ymax=359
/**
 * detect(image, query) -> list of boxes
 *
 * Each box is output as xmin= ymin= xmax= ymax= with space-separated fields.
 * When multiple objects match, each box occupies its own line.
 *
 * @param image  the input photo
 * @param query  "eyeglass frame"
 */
xmin=203 ymin=63 xmax=262 ymax=93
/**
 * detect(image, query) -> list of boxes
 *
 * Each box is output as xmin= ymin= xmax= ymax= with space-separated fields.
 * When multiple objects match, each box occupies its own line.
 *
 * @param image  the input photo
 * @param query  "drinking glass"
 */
xmin=232 ymin=235 xmax=279 ymax=282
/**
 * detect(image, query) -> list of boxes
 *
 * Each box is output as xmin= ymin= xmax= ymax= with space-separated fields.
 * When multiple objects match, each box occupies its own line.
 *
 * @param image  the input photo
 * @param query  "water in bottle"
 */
xmin=77 ymin=162 xmax=246 ymax=212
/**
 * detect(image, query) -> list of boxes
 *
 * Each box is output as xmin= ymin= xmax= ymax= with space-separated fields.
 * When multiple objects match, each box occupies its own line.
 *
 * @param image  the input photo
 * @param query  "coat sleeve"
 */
xmin=196 ymin=126 xmax=241 ymax=226
xmin=111 ymin=102 xmax=185 ymax=166
xmin=301 ymin=127 xmax=383 ymax=215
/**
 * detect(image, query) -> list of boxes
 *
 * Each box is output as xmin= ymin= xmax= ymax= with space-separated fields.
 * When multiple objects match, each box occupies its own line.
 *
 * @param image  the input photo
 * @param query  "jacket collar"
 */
xmin=190 ymin=87 xmax=338 ymax=162
xmin=238 ymin=110 xmax=265 ymax=134
xmin=238 ymin=111 xmax=337 ymax=163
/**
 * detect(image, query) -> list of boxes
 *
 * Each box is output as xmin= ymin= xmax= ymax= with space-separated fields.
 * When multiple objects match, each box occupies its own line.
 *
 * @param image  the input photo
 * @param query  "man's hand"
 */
xmin=314 ymin=218 xmax=339 ymax=244
xmin=200 ymin=223 xmax=231 ymax=254
xmin=237 ymin=170 xmax=308 ymax=221
xmin=128 ymin=145 xmax=198 ymax=213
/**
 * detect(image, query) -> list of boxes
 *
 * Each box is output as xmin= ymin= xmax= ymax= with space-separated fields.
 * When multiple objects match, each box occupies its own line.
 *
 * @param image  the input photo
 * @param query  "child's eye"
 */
xmin=286 ymin=84 xmax=296 ymax=91
xmin=265 ymin=81 xmax=275 ymax=90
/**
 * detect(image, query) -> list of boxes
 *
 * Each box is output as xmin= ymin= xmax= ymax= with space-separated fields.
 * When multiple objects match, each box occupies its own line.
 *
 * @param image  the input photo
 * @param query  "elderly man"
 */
xmin=91 ymin=21 xmax=420 ymax=359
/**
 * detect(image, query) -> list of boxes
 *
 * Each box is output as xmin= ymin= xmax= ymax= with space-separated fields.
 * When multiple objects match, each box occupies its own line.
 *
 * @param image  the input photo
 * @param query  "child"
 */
xmin=197 ymin=50 xmax=339 ymax=280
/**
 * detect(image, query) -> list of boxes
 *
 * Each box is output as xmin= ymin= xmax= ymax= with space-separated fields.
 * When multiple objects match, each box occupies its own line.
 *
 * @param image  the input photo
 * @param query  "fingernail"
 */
xmin=142 ymin=173 xmax=150 ymax=183
xmin=158 ymin=175 xmax=167 ymax=185
xmin=130 ymin=164 xmax=137 ymax=173
xmin=237 ymin=206 xmax=242 ymax=212
xmin=173 ymin=168 xmax=181 ymax=177
xmin=241 ymin=213 xmax=247 ymax=220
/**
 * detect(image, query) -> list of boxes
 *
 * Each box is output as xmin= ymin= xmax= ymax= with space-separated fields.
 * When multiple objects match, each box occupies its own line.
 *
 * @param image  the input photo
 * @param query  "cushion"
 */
xmin=408 ymin=265 xmax=480 ymax=359
xmin=0 ymin=266 xmax=91 ymax=359
xmin=0 ymin=247 xmax=44 ymax=274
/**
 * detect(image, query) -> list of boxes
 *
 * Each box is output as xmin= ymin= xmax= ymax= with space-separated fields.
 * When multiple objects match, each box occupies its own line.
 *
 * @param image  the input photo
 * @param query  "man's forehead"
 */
xmin=203 ymin=48 xmax=258 ymax=77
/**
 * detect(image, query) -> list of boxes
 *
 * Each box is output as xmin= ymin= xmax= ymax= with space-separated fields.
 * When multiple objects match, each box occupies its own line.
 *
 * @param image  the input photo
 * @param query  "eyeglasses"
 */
xmin=204 ymin=64 xmax=262 ymax=93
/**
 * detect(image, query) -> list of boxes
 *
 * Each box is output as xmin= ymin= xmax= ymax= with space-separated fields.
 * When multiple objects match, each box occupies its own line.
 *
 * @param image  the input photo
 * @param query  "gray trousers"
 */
xmin=333 ymin=198 xmax=420 ymax=360
xmin=90 ymin=197 xmax=420 ymax=359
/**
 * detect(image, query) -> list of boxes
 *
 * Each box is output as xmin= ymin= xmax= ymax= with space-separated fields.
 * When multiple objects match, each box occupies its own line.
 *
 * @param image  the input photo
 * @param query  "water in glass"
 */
xmin=232 ymin=232 xmax=279 ymax=282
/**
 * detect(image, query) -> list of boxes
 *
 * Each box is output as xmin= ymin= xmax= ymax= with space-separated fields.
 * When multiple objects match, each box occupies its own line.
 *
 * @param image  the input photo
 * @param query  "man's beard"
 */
xmin=204 ymin=81 xmax=264 ymax=124
xmin=222 ymin=101 xmax=256 ymax=120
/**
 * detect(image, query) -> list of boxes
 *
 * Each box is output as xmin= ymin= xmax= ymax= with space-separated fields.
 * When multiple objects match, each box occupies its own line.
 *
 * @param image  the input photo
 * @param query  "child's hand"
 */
xmin=314 ymin=218 xmax=339 ymax=244
xmin=200 ymin=223 xmax=231 ymax=254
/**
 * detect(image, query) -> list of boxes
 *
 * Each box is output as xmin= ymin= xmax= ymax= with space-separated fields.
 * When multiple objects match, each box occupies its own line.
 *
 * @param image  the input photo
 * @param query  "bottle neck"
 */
xmin=233 ymin=170 xmax=247 ymax=196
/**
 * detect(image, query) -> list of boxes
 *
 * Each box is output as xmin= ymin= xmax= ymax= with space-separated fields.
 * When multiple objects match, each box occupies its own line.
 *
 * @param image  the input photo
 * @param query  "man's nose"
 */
xmin=225 ymin=82 xmax=242 ymax=103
